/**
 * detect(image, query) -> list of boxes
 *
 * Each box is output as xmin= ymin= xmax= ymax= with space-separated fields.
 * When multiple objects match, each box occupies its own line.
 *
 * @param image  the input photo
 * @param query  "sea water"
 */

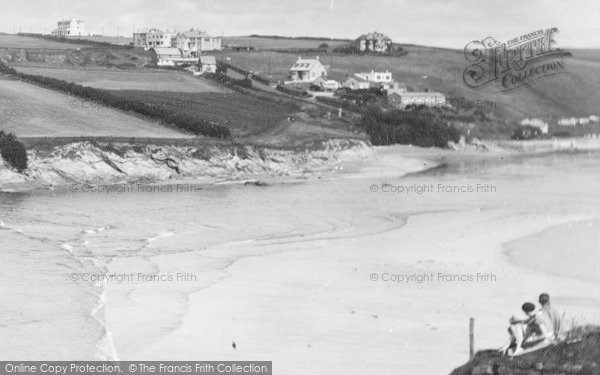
xmin=1 ymin=148 xmax=599 ymax=370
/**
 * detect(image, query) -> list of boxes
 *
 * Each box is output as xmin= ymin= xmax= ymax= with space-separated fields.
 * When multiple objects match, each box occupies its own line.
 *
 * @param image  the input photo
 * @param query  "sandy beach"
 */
xmin=1 ymin=144 xmax=599 ymax=374
xmin=114 ymin=147 xmax=600 ymax=374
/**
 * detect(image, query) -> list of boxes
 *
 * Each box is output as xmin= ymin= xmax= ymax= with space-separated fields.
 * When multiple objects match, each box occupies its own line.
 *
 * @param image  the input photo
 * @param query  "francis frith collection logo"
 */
xmin=463 ymin=27 xmax=572 ymax=92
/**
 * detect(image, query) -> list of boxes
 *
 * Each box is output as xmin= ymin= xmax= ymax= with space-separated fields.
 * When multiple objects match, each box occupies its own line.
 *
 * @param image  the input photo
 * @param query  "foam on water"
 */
xmin=61 ymin=243 xmax=74 ymax=251
xmin=84 ymin=226 xmax=112 ymax=235
xmin=146 ymin=231 xmax=174 ymax=242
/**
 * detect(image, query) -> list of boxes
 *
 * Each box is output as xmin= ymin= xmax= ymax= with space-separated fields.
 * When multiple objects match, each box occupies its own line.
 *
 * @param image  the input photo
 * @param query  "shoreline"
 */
xmin=0 ymin=139 xmax=375 ymax=192
xmin=3 ymin=137 xmax=600 ymax=193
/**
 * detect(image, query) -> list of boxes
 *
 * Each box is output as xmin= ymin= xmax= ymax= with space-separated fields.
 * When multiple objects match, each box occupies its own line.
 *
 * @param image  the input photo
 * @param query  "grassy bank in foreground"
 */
xmin=450 ymin=326 xmax=600 ymax=375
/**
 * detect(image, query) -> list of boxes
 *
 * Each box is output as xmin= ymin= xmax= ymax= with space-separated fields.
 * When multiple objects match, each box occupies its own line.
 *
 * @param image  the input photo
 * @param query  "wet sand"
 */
xmin=2 ymin=145 xmax=599 ymax=375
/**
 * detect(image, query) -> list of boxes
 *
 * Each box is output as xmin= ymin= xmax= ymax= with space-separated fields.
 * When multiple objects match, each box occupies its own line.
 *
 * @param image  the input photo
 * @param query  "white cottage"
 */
xmin=289 ymin=56 xmax=327 ymax=82
xmin=199 ymin=56 xmax=217 ymax=74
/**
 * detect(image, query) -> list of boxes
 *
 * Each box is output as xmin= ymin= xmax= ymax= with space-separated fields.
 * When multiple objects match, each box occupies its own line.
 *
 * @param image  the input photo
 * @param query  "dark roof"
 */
xmin=177 ymin=29 xmax=214 ymax=38
xmin=356 ymin=31 xmax=392 ymax=41
xmin=345 ymin=75 xmax=369 ymax=83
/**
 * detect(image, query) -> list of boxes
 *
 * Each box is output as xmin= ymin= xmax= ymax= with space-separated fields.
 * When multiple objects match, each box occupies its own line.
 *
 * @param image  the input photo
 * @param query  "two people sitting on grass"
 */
xmin=500 ymin=293 xmax=563 ymax=356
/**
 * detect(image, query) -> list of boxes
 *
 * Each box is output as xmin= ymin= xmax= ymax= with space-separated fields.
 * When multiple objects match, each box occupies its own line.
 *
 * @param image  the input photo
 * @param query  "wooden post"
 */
xmin=469 ymin=317 xmax=475 ymax=359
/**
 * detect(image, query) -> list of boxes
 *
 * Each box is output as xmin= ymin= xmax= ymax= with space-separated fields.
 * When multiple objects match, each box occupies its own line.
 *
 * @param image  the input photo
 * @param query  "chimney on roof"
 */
xmin=316 ymin=56 xmax=319 ymax=61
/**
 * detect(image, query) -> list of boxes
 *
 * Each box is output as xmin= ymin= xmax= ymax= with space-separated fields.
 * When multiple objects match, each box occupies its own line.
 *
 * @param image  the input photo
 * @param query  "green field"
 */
xmin=0 ymin=35 xmax=89 ymax=49
xmin=0 ymin=77 xmax=190 ymax=138
xmin=0 ymin=34 xmax=358 ymax=145
xmin=92 ymin=87 xmax=361 ymax=145
xmin=64 ymin=35 xmax=134 ymax=45
xmin=223 ymin=36 xmax=349 ymax=50
xmin=106 ymin=89 xmax=298 ymax=138
xmin=14 ymin=66 xmax=226 ymax=92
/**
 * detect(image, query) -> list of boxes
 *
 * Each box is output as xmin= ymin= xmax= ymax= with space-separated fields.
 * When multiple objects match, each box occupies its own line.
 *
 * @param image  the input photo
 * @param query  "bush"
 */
xmin=360 ymin=109 xmax=462 ymax=148
xmin=235 ymin=78 xmax=253 ymax=88
xmin=216 ymin=61 xmax=228 ymax=74
xmin=116 ymin=62 xmax=137 ymax=69
xmin=0 ymin=131 xmax=28 ymax=172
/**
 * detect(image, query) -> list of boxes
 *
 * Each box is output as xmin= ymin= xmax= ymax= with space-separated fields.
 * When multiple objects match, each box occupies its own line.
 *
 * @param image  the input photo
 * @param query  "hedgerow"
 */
xmin=0 ymin=131 xmax=28 ymax=172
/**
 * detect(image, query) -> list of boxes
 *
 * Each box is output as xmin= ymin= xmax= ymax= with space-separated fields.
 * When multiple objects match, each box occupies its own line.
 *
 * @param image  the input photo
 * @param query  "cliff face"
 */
xmin=450 ymin=329 xmax=600 ymax=375
xmin=0 ymin=139 xmax=373 ymax=190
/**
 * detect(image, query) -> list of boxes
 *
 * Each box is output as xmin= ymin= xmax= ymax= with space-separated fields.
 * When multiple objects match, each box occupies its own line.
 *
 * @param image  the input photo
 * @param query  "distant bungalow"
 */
xmin=342 ymin=76 xmax=370 ymax=90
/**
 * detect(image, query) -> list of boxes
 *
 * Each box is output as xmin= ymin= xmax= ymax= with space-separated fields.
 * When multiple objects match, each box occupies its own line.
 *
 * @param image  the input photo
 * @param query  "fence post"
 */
xmin=469 ymin=317 xmax=475 ymax=359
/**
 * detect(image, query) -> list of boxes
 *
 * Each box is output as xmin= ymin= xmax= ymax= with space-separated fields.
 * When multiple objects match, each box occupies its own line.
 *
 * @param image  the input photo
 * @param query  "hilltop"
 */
xmin=2 ymin=33 xmax=600 ymax=146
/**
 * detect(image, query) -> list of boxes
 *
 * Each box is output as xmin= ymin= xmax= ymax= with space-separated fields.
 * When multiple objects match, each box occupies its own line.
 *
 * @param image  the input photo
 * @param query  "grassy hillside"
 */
xmin=0 ymin=77 xmax=189 ymax=138
xmin=223 ymin=36 xmax=348 ymax=50
xmin=0 ymin=34 xmax=89 ymax=49
xmin=217 ymin=43 xmax=600 ymax=125
xmin=107 ymin=89 xmax=299 ymax=137
xmin=64 ymin=35 xmax=133 ymax=45
xmin=0 ymin=35 xmax=360 ymax=145
xmin=101 ymin=88 xmax=361 ymax=145
xmin=4 ymin=34 xmax=599 ymax=143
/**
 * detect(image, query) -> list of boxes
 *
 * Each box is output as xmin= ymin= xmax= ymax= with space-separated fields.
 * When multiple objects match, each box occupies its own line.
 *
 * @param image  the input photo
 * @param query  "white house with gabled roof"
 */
xmin=289 ymin=56 xmax=327 ymax=82
xmin=342 ymin=76 xmax=370 ymax=90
